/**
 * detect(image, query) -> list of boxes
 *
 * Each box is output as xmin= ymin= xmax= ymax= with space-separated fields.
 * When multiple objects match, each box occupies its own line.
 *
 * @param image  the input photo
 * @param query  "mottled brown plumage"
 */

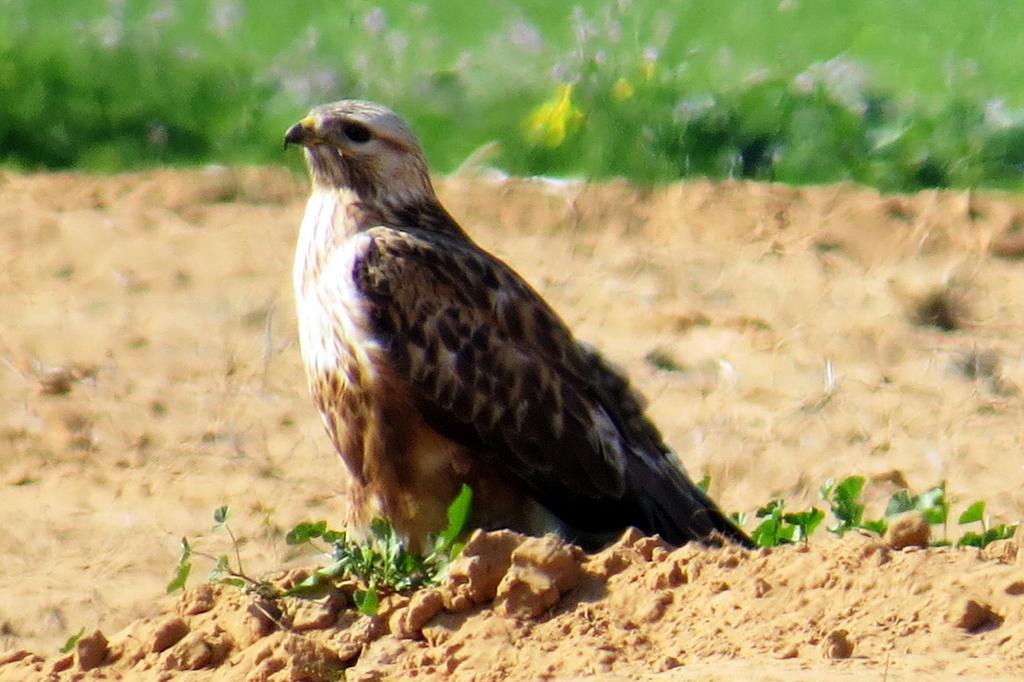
xmin=285 ymin=100 xmax=751 ymax=552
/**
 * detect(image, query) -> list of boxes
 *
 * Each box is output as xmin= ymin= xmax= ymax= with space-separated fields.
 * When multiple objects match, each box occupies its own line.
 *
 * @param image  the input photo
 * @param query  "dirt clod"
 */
xmin=495 ymin=535 xmax=584 ymax=618
xmin=822 ymin=629 xmax=854 ymax=659
xmin=290 ymin=592 xmax=344 ymax=631
xmin=73 ymin=629 xmax=109 ymax=670
xmin=885 ymin=513 xmax=931 ymax=549
xmin=441 ymin=529 xmax=523 ymax=611
xmin=150 ymin=616 xmax=189 ymax=653
xmin=953 ymin=599 xmax=1003 ymax=633
xmin=389 ymin=589 xmax=444 ymax=640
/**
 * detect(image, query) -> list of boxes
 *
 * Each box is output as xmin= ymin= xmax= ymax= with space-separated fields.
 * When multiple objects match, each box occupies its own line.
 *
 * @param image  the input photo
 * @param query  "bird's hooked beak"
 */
xmin=283 ymin=116 xmax=319 ymax=150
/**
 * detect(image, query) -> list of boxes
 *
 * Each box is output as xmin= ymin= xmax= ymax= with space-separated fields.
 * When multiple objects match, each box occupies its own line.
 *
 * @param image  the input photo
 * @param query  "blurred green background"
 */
xmin=3 ymin=0 xmax=1024 ymax=191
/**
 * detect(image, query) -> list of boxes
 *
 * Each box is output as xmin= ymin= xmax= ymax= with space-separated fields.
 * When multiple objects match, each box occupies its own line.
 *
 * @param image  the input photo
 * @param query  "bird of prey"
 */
xmin=284 ymin=100 xmax=751 ymax=552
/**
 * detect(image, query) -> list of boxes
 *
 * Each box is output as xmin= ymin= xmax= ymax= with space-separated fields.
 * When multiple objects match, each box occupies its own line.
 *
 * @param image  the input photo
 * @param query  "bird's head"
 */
xmin=284 ymin=100 xmax=435 ymax=204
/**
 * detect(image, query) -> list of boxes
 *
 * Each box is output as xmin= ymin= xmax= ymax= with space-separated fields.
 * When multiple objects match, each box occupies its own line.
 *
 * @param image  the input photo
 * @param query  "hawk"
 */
xmin=284 ymin=100 xmax=751 ymax=552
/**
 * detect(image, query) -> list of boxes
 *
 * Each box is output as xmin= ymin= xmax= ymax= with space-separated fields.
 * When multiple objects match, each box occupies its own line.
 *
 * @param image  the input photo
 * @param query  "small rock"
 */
xmin=885 ymin=513 xmax=930 ymax=550
xmin=441 ymin=529 xmax=523 ymax=611
xmin=74 ymin=629 xmax=109 ymax=670
xmin=163 ymin=631 xmax=212 ymax=671
xmin=179 ymin=584 xmax=217 ymax=616
xmin=37 ymin=366 xmax=75 ymax=395
xmin=326 ymin=613 xmax=388 ymax=664
xmin=48 ymin=654 xmax=73 ymax=674
xmin=0 ymin=650 xmax=39 ymax=666
xmin=238 ymin=629 xmax=344 ymax=681
xmin=775 ymin=644 xmax=799 ymax=659
xmin=753 ymin=578 xmax=772 ymax=597
xmin=389 ymin=589 xmax=443 ymax=640
xmin=151 ymin=616 xmax=190 ymax=653
xmin=633 ymin=535 xmax=670 ymax=561
xmin=1004 ymin=580 xmax=1024 ymax=596
xmin=822 ymin=629 xmax=854 ymax=659
xmin=650 ymin=560 xmax=685 ymax=589
xmin=221 ymin=599 xmax=277 ymax=648
xmin=981 ymin=539 xmax=1019 ymax=564
xmin=291 ymin=593 xmax=343 ymax=631
xmin=35 ymin=363 xmax=96 ymax=396
xmin=635 ymin=591 xmax=672 ymax=624
xmin=585 ymin=546 xmax=636 ymax=579
xmin=953 ymin=598 xmax=1003 ymax=633
xmin=494 ymin=535 xmax=584 ymax=618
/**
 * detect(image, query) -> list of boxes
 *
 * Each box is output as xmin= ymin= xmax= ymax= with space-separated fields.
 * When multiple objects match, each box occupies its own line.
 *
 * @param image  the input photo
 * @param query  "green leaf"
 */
xmin=317 ymin=559 xmax=347 ymax=579
xmin=441 ymin=484 xmax=473 ymax=546
xmin=957 ymin=531 xmax=985 ymax=548
xmin=783 ymin=507 xmax=825 ymax=541
xmin=835 ymin=476 xmax=865 ymax=500
xmin=166 ymin=560 xmax=192 ymax=594
xmin=322 ymin=529 xmax=345 ymax=544
xmin=751 ymin=517 xmax=782 ymax=547
xmin=958 ymin=524 xmax=1017 ymax=548
xmin=213 ymin=505 xmax=229 ymax=528
xmin=369 ymin=517 xmax=393 ymax=542
xmin=884 ymin=484 xmax=947 ymax=525
xmin=285 ymin=575 xmax=330 ymax=598
xmin=166 ymin=537 xmax=193 ymax=593
xmin=755 ymin=499 xmax=785 ymax=519
xmin=918 ymin=485 xmax=948 ymax=525
xmin=59 ymin=627 xmax=85 ymax=654
xmin=994 ymin=524 xmax=1018 ymax=542
xmin=353 ymin=587 xmax=379 ymax=616
xmin=826 ymin=475 xmax=865 ymax=534
xmin=860 ymin=518 xmax=888 ymax=535
xmin=885 ymin=490 xmax=915 ymax=517
xmin=696 ymin=475 xmax=711 ymax=493
xmin=285 ymin=520 xmax=327 ymax=545
xmin=208 ymin=555 xmax=231 ymax=582
xmin=448 ymin=541 xmax=466 ymax=561
xmin=751 ymin=499 xmax=788 ymax=547
xmin=958 ymin=501 xmax=985 ymax=525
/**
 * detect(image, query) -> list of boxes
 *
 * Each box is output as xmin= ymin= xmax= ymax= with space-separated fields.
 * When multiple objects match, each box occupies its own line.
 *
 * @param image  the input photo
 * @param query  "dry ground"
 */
xmin=2 ymin=168 xmax=1024 ymax=680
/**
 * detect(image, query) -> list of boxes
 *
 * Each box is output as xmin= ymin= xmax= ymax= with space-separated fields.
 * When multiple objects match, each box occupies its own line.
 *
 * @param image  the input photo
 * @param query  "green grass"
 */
xmin=6 ymin=1 xmax=1024 ymax=191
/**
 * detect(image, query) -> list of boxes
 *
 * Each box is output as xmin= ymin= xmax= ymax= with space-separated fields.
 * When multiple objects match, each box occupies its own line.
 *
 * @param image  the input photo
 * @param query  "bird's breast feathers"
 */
xmin=293 ymin=189 xmax=383 ymax=393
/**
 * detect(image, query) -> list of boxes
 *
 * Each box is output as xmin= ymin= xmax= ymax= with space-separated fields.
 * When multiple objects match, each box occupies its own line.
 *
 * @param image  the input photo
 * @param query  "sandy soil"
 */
xmin=2 ymin=168 xmax=1024 ymax=680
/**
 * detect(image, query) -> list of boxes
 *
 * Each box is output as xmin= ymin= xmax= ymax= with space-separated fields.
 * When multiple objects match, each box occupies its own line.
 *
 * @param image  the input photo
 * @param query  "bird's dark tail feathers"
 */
xmin=629 ymin=454 xmax=755 ymax=549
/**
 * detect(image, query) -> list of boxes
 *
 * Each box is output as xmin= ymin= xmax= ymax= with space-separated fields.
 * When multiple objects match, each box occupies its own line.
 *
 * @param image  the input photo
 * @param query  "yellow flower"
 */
xmin=611 ymin=77 xmax=634 ymax=101
xmin=524 ymin=84 xmax=583 ymax=148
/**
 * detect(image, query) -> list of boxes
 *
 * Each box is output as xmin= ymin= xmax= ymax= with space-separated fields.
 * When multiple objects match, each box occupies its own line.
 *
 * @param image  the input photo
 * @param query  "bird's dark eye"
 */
xmin=342 ymin=122 xmax=372 ymax=144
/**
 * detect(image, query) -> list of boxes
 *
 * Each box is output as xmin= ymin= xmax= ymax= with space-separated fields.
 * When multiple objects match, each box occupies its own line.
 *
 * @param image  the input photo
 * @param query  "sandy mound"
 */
xmin=2 ymin=168 xmax=1024 ymax=679
xmin=5 ymin=528 xmax=1023 ymax=681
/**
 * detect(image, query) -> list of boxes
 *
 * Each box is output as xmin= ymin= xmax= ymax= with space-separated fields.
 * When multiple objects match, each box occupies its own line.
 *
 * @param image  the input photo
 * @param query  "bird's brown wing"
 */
xmin=353 ymin=225 xmax=750 ymax=547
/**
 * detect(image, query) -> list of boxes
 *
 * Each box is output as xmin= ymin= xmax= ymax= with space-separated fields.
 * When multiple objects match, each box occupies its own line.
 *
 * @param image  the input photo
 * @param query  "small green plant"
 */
xmin=167 ymin=506 xmax=276 ymax=596
xmin=286 ymin=484 xmax=473 ymax=615
xmin=168 ymin=485 xmax=474 ymax=620
xmin=821 ymin=476 xmax=872 ymax=535
xmin=749 ymin=499 xmax=825 ymax=547
xmin=956 ymin=500 xmax=1018 ymax=548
